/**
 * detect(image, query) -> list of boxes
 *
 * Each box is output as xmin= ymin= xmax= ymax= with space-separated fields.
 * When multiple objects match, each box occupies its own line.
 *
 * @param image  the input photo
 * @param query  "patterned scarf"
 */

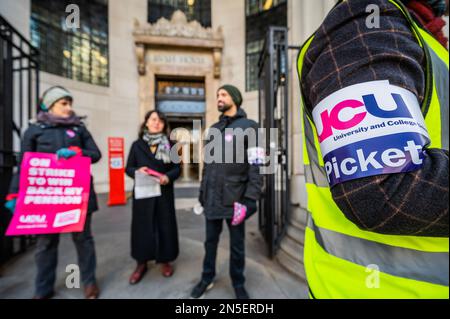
xmin=142 ymin=131 xmax=171 ymax=163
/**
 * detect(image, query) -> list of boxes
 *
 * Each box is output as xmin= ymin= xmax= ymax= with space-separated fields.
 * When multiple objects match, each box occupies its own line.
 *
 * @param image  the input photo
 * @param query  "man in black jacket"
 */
xmin=191 ymin=85 xmax=263 ymax=299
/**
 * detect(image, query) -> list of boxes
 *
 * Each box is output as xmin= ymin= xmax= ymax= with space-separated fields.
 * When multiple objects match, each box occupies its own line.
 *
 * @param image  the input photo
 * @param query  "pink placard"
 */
xmin=6 ymin=152 xmax=91 ymax=236
xmin=145 ymin=168 xmax=164 ymax=178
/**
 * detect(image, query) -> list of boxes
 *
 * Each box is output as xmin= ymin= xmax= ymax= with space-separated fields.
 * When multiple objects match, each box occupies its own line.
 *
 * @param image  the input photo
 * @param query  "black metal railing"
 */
xmin=0 ymin=15 xmax=39 ymax=265
xmin=258 ymin=27 xmax=290 ymax=258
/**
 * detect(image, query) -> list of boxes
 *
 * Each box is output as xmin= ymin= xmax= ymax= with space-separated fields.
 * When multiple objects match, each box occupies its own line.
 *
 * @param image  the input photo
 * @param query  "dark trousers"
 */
xmin=201 ymin=218 xmax=246 ymax=288
xmin=34 ymin=214 xmax=96 ymax=297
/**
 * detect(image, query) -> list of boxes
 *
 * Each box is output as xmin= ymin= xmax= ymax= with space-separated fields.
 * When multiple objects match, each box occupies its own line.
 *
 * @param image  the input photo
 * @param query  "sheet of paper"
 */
xmin=134 ymin=171 xmax=161 ymax=199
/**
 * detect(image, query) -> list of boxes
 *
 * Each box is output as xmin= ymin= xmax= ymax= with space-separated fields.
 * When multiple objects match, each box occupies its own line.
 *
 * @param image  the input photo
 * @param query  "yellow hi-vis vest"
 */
xmin=297 ymin=0 xmax=449 ymax=299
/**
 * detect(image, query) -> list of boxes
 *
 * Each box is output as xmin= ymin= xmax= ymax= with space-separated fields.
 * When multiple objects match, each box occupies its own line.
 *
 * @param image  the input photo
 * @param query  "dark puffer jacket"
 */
xmin=9 ymin=119 xmax=102 ymax=213
xmin=199 ymin=108 xmax=263 ymax=220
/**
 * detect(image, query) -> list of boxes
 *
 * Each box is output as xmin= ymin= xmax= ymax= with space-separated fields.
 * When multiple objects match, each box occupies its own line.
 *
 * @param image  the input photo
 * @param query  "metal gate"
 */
xmin=0 ymin=15 xmax=39 ymax=265
xmin=258 ymin=27 xmax=290 ymax=258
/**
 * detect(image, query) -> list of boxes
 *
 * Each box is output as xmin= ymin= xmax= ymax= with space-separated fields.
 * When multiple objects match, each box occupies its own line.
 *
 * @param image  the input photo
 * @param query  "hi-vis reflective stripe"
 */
xmin=307 ymin=217 xmax=449 ymax=287
xmin=305 ymin=165 xmax=328 ymax=188
xmin=303 ymin=110 xmax=328 ymax=187
xmin=428 ymin=48 xmax=449 ymax=150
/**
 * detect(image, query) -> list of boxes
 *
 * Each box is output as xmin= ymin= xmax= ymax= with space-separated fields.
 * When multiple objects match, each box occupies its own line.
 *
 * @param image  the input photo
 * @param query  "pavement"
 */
xmin=0 ymin=184 xmax=308 ymax=299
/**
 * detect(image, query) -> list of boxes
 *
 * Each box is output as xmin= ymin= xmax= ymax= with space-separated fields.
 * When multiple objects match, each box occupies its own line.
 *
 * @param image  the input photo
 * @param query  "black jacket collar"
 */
xmin=136 ymin=138 xmax=157 ymax=160
xmin=215 ymin=108 xmax=247 ymax=131
xmin=218 ymin=107 xmax=247 ymax=122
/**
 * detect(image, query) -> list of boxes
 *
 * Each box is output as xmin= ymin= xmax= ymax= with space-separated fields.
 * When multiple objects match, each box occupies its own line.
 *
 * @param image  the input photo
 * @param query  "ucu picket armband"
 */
xmin=312 ymin=80 xmax=430 ymax=187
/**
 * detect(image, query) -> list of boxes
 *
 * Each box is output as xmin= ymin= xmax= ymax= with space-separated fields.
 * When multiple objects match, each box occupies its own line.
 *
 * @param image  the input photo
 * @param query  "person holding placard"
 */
xmin=4 ymin=86 xmax=102 ymax=299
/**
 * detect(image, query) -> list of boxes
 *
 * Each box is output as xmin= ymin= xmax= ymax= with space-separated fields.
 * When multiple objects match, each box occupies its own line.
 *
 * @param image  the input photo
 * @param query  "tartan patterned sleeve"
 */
xmin=301 ymin=0 xmax=448 ymax=237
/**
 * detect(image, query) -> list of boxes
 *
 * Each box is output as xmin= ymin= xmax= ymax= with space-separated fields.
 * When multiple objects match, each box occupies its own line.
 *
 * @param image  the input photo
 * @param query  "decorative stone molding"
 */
xmin=133 ymin=10 xmax=223 ymax=77
xmin=213 ymin=48 xmax=222 ymax=79
xmin=134 ymin=10 xmax=223 ymax=40
xmin=135 ymin=43 xmax=145 ymax=76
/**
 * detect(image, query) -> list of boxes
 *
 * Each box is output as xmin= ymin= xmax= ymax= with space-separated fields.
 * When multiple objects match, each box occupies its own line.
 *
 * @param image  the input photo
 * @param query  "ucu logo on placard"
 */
xmin=318 ymin=93 xmax=413 ymax=142
xmin=20 ymin=214 xmax=46 ymax=224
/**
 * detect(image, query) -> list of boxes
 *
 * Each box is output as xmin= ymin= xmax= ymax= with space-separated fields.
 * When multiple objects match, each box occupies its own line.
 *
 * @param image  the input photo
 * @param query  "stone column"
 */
xmin=277 ymin=0 xmax=336 ymax=280
xmin=0 ymin=0 xmax=30 ymax=38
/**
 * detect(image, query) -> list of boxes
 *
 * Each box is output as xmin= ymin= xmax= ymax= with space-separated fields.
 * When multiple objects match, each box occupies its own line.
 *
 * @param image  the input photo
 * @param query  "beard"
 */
xmin=218 ymin=102 xmax=233 ymax=113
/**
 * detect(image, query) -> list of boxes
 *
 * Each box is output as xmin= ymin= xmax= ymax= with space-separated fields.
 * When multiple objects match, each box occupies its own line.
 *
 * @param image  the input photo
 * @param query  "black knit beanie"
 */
xmin=218 ymin=84 xmax=243 ymax=108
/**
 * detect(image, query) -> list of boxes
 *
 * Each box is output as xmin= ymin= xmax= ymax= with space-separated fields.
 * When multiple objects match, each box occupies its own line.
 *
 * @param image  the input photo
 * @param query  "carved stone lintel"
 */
xmin=133 ymin=11 xmax=224 ymax=78
xmin=135 ymin=43 xmax=145 ymax=76
xmin=133 ymin=10 xmax=223 ymax=41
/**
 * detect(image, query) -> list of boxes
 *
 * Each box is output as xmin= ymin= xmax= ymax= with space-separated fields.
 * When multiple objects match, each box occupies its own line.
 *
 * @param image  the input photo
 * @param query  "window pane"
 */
xmin=245 ymin=1 xmax=286 ymax=91
xmin=31 ymin=0 xmax=109 ymax=86
xmin=148 ymin=0 xmax=211 ymax=27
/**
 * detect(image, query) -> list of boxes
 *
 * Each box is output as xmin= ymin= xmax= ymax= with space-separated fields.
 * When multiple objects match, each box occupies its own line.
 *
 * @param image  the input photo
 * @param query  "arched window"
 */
xmin=148 ymin=0 xmax=211 ymax=27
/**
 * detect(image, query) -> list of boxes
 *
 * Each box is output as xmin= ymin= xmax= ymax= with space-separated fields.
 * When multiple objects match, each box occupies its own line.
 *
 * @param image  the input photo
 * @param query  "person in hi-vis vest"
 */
xmin=297 ymin=0 xmax=448 ymax=298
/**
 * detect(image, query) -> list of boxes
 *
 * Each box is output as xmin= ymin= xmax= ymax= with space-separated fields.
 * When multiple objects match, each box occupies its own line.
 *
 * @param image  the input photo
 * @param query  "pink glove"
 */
xmin=231 ymin=202 xmax=247 ymax=226
xmin=68 ymin=146 xmax=82 ymax=156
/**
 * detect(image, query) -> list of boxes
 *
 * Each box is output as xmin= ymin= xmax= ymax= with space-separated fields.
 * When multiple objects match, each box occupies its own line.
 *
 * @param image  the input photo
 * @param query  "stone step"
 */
xmin=273 ymin=205 xmax=308 ymax=281
xmin=285 ymin=224 xmax=305 ymax=246
xmin=276 ymin=248 xmax=307 ymax=282
xmin=277 ymin=234 xmax=306 ymax=281
xmin=289 ymin=216 xmax=306 ymax=233
xmin=289 ymin=206 xmax=308 ymax=228
xmin=279 ymin=233 xmax=304 ymax=265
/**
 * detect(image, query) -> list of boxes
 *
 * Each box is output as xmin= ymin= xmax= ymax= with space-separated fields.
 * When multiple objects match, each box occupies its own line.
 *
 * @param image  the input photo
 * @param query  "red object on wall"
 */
xmin=108 ymin=137 xmax=126 ymax=206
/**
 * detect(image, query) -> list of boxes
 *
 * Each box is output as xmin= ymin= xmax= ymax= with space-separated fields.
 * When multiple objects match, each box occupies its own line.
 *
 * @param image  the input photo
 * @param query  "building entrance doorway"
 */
xmin=155 ymin=77 xmax=205 ymax=182
xmin=168 ymin=118 xmax=202 ymax=182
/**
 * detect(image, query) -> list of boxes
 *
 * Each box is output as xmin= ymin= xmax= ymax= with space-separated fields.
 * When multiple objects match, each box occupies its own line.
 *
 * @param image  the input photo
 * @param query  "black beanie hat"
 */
xmin=218 ymin=84 xmax=243 ymax=107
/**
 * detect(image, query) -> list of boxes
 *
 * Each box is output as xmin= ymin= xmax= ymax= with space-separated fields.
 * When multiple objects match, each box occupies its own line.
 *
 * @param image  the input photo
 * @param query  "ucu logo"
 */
xmin=318 ymin=93 xmax=413 ymax=142
xmin=20 ymin=214 xmax=46 ymax=224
